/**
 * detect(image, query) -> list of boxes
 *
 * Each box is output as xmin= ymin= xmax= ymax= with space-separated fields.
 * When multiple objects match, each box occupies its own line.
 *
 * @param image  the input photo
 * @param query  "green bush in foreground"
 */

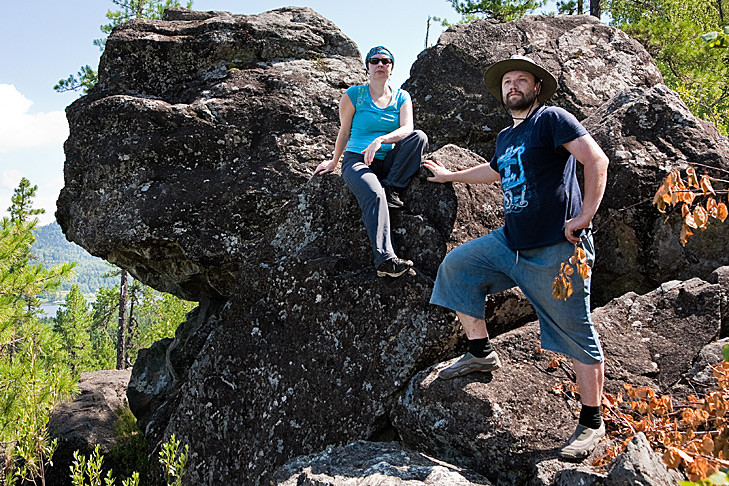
xmin=70 ymin=434 xmax=187 ymax=486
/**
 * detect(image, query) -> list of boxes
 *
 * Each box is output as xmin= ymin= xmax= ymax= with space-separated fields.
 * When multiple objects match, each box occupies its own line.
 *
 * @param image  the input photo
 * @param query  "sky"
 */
xmin=0 ymin=0 xmax=557 ymax=225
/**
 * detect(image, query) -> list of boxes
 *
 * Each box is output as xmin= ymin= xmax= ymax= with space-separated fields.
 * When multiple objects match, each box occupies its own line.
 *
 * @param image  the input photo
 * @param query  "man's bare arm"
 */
xmin=563 ymin=133 xmax=609 ymax=244
xmin=424 ymin=160 xmax=500 ymax=184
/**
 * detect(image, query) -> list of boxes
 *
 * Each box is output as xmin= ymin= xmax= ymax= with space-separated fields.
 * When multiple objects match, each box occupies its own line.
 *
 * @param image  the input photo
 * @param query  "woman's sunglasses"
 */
xmin=369 ymin=58 xmax=392 ymax=65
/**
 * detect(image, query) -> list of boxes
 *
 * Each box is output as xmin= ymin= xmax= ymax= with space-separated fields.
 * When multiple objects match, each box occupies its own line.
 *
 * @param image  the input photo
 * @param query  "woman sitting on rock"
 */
xmin=314 ymin=45 xmax=428 ymax=278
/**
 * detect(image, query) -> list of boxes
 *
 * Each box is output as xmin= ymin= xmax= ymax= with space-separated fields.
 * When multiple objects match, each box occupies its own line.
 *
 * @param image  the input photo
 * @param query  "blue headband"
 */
xmin=365 ymin=46 xmax=394 ymax=67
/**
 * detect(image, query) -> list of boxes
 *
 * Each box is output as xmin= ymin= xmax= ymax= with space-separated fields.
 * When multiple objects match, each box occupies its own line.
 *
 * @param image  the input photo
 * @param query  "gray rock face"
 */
xmin=606 ymin=433 xmax=685 ymax=485
xmin=156 ymin=253 xmax=466 ymax=483
xmin=274 ymin=440 xmax=494 ymax=485
xmin=404 ymin=14 xmax=663 ymax=156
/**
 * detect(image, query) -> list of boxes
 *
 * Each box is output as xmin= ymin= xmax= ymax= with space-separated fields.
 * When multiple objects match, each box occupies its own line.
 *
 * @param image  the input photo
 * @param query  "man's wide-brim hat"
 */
xmin=483 ymin=55 xmax=558 ymax=103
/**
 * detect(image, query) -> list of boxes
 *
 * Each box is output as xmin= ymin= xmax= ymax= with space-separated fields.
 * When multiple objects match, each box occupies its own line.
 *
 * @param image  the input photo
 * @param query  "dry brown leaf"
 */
xmin=685 ymin=211 xmax=698 ymax=229
xmin=681 ymin=223 xmax=693 ymax=246
xmin=547 ymin=357 xmax=563 ymax=369
xmin=707 ymin=197 xmax=718 ymax=218
xmin=679 ymin=190 xmax=698 ymax=206
xmin=664 ymin=446 xmax=693 ymax=469
xmin=719 ymin=203 xmax=729 ymax=222
xmin=694 ymin=205 xmax=709 ymax=230
xmin=653 ymin=180 xmax=670 ymax=212
xmin=687 ymin=166 xmax=700 ymax=188
xmin=701 ymin=174 xmax=716 ymax=195
xmin=577 ymin=262 xmax=591 ymax=279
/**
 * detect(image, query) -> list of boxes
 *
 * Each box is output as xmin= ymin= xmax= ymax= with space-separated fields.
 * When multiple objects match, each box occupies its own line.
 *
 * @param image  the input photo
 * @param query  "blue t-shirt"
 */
xmin=489 ymin=105 xmax=588 ymax=250
xmin=345 ymin=84 xmax=411 ymax=159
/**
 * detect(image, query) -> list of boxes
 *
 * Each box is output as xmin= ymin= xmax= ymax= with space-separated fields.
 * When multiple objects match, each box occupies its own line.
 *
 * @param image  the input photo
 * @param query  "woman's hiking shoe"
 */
xmin=376 ymin=257 xmax=413 ymax=277
xmin=558 ymin=423 xmax=606 ymax=460
xmin=438 ymin=351 xmax=502 ymax=380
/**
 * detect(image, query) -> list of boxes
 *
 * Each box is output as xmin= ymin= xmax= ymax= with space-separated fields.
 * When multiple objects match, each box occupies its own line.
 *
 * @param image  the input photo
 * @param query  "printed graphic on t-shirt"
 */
xmin=497 ymin=144 xmax=528 ymax=214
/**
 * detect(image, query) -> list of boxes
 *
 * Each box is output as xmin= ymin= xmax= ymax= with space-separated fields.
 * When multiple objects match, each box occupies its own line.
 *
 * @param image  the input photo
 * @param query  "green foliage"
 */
xmin=53 ymin=65 xmax=99 ymax=94
xmin=440 ymin=0 xmax=545 ymax=25
xmin=136 ymin=290 xmax=195 ymax=348
xmin=84 ymin=280 xmax=195 ymax=369
xmin=7 ymin=177 xmax=44 ymax=223
xmin=680 ymin=470 xmax=729 ymax=485
xmin=100 ymin=0 xmax=193 ymax=34
xmin=0 ymin=316 xmax=76 ymax=485
xmin=70 ymin=445 xmax=116 ymax=486
xmin=70 ymin=434 xmax=186 ymax=486
xmin=53 ymin=286 xmax=97 ymax=374
xmin=106 ymin=406 xmax=149 ymax=481
xmin=702 ymin=26 xmax=729 ymax=48
xmin=55 ymin=0 xmax=193 ymax=94
xmin=159 ymin=435 xmax=188 ymax=486
xmin=0 ymin=180 xmax=77 ymax=483
xmin=604 ymin=0 xmax=729 ymax=134
xmin=555 ymin=0 xmax=578 ymax=15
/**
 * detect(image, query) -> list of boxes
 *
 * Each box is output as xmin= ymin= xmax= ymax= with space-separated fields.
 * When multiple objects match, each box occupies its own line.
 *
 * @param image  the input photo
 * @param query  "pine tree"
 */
xmin=0 ymin=179 xmax=76 ymax=483
xmin=604 ymin=0 xmax=729 ymax=133
xmin=445 ymin=0 xmax=545 ymax=23
xmin=53 ymin=285 xmax=95 ymax=374
xmin=8 ymin=177 xmax=45 ymax=223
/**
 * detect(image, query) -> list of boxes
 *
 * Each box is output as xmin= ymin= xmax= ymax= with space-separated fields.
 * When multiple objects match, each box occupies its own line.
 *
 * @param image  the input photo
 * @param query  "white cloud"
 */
xmin=0 ymin=84 xmax=69 ymax=153
xmin=0 ymin=169 xmax=23 ymax=190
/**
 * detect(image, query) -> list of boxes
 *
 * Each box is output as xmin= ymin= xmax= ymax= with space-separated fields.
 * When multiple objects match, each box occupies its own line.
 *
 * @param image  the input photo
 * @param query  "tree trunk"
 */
xmin=590 ymin=0 xmax=601 ymax=18
xmin=125 ymin=286 xmax=136 ymax=368
xmin=116 ymin=269 xmax=128 ymax=370
xmin=578 ymin=0 xmax=584 ymax=14
xmin=719 ymin=0 xmax=725 ymax=24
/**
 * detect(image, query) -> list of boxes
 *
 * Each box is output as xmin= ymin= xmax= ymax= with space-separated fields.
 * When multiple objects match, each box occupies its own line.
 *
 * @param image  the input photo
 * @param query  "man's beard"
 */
xmin=504 ymin=89 xmax=537 ymax=111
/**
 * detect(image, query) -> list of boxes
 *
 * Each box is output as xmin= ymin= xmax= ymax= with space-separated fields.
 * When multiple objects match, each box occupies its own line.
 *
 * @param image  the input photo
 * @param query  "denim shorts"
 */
xmin=430 ymin=227 xmax=604 ymax=364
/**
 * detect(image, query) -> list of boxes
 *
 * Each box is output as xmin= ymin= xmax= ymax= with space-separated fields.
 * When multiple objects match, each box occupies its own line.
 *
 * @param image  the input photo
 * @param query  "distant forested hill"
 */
xmin=31 ymin=221 xmax=116 ymax=297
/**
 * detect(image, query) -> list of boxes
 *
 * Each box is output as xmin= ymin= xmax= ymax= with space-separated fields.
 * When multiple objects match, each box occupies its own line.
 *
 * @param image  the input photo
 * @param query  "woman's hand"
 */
xmin=314 ymin=159 xmax=338 ymax=175
xmin=424 ymin=160 xmax=452 ymax=183
xmin=362 ymin=138 xmax=383 ymax=166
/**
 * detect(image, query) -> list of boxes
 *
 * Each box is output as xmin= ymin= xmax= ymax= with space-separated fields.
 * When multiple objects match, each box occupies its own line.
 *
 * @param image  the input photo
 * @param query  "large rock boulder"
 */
xmin=273 ymin=440 xmax=494 ymax=485
xmin=405 ymin=14 xmax=663 ymax=156
xmin=57 ymin=7 xmax=365 ymax=300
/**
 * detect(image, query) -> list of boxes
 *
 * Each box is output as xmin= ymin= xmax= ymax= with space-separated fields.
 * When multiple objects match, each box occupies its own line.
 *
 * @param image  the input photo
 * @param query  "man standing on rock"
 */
xmin=425 ymin=55 xmax=609 ymax=460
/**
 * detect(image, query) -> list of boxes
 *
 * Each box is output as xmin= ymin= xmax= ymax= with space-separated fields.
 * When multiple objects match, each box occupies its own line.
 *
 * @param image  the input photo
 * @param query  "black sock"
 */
xmin=578 ymin=405 xmax=602 ymax=429
xmin=468 ymin=337 xmax=494 ymax=358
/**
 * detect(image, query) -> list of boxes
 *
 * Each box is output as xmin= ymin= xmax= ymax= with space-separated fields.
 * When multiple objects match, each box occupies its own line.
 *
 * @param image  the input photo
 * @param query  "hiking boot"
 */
xmin=376 ymin=257 xmax=413 ymax=277
xmin=438 ymin=351 xmax=502 ymax=380
xmin=558 ymin=423 xmax=606 ymax=460
xmin=384 ymin=186 xmax=405 ymax=210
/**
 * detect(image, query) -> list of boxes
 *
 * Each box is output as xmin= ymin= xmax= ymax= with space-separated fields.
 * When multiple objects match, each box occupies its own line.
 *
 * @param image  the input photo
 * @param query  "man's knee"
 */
xmin=439 ymin=243 xmax=472 ymax=276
